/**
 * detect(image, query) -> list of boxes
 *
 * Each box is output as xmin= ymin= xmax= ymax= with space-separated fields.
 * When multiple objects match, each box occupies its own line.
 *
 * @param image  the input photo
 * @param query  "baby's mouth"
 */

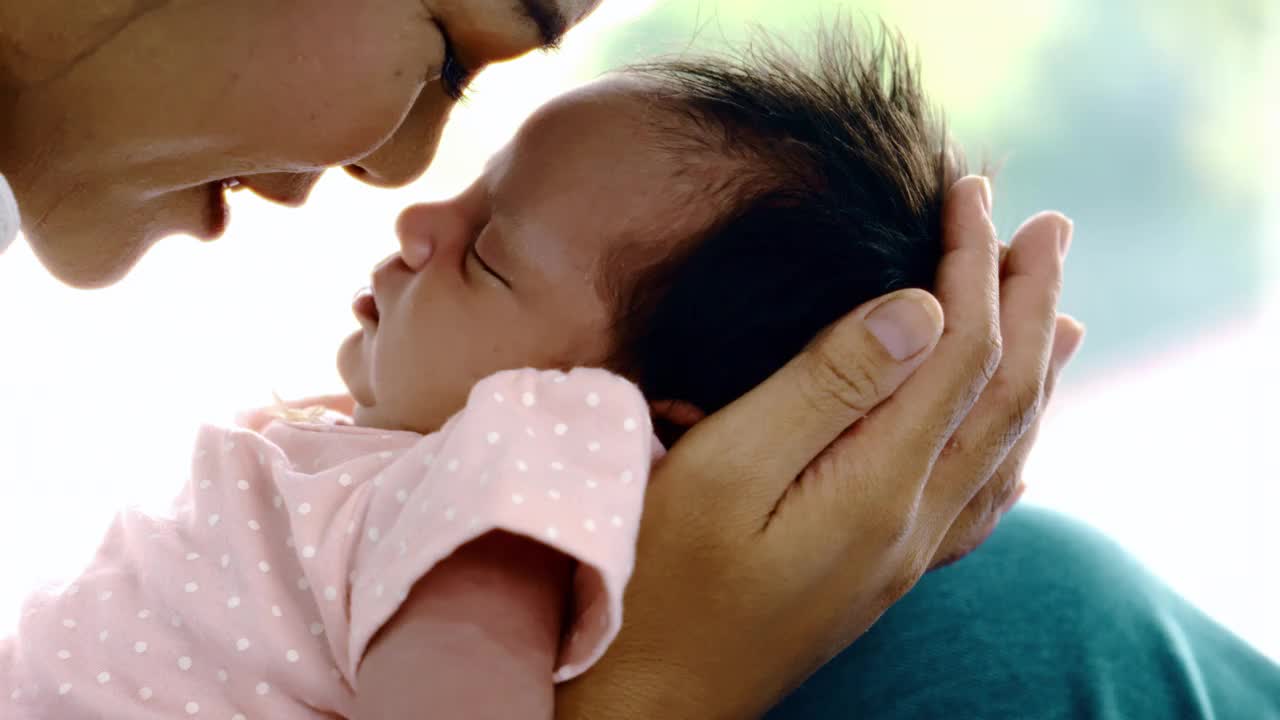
xmin=352 ymin=287 xmax=380 ymax=326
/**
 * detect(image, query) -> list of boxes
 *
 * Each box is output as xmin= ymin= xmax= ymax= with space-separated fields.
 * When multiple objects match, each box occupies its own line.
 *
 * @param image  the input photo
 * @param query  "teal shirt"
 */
xmin=769 ymin=506 xmax=1280 ymax=719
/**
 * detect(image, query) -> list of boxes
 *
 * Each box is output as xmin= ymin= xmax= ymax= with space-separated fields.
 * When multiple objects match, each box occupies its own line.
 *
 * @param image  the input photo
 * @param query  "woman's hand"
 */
xmin=555 ymin=176 xmax=1081 ymax=719
xmin=931 ymin=242 xmax=1085 ymax=567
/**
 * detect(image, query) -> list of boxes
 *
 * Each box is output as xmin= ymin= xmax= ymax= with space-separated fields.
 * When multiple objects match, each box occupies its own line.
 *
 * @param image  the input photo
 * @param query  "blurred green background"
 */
xmin=587 ymin=0 xmax=1273 ymax=374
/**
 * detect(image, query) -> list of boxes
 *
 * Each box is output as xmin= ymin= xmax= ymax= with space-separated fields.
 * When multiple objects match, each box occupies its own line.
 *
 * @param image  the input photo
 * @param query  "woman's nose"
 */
xmin=346 ymin=88 xmax=452 ymax=188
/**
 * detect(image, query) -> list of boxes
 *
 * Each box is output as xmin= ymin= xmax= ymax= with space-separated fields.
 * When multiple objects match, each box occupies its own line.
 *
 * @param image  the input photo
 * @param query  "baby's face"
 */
xmin=338 ymin=77 xmax=709 ymax=433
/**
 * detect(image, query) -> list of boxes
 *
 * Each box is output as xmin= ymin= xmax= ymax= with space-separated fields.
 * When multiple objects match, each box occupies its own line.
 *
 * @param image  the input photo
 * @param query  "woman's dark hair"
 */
xmin=602 ymin=24 xmax=967 ymax=446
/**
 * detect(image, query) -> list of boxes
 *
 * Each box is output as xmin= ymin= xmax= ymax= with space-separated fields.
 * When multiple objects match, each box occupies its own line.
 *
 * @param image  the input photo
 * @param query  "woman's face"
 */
xmin=3 ymin=0 xmax=596 ymax=287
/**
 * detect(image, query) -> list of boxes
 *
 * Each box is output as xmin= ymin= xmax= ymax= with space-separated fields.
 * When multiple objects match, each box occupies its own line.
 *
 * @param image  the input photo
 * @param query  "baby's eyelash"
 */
xmin=470 ymin=244 xmax=510 ymax=289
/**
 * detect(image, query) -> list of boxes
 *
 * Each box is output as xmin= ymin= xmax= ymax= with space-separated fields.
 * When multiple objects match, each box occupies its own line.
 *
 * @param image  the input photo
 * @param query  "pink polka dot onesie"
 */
xmin=2 ymin=368 xmax=659 ymax=718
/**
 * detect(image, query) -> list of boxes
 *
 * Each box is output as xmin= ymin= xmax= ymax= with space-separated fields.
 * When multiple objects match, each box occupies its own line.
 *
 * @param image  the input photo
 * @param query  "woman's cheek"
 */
xmin=254 ymin=69 xmax=429 ymax=169
xmin=252 ymin=2 xmax=444 ymax=167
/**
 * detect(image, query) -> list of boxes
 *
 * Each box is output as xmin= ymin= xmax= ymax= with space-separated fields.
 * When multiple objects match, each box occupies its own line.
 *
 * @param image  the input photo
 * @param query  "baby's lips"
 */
xmin=352 ymin=286 xmax=379 ymax=326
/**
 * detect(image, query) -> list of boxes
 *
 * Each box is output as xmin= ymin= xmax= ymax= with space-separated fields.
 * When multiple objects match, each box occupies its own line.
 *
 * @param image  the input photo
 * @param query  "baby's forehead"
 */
xmin=518 ymin=75 xmax=660 ymax=140
xmin=493 ymin=75 xmax=745 ymax=298
xmin=509 ymin=78 xmax=726 ymax=215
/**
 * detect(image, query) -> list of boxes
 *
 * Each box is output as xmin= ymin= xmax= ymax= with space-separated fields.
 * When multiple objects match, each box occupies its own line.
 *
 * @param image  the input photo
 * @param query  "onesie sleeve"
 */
xmin=345 ymin=368 xmax=658 ymax=683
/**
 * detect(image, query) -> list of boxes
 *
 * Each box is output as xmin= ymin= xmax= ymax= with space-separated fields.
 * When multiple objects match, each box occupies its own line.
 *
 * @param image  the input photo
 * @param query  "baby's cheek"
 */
xmin=368 ymin=335 xmax=445 ymax=432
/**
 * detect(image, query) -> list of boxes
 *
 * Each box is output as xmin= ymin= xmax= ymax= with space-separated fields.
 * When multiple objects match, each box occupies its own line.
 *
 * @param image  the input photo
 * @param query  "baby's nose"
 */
xmin=394 ymin=209 xmax=436 ymax=270
xmin=399 ymin=232 xmax=434 ymax=270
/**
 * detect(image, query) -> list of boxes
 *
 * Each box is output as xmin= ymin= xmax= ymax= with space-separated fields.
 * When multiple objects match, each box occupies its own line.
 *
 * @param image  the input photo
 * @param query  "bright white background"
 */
xmin=1 ymin=0 xmax=1277 ymax=663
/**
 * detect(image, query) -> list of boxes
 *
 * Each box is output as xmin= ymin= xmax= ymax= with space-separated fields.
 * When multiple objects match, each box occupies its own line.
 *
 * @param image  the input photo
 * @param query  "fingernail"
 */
xmin=978 ymin=176 xmax=993 ymax=217
xmin=866 ymin=294 xmax=941 ymax=361
xmin=1056 ymin=215 xmax=1074 ymax=258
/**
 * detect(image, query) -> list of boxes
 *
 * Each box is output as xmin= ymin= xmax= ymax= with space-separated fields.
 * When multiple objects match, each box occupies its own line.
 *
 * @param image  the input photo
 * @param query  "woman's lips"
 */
xmin=203 ymin=178 xmax=246 ymax=241
xmin=204 ymin=181 xmax=230 ymax=240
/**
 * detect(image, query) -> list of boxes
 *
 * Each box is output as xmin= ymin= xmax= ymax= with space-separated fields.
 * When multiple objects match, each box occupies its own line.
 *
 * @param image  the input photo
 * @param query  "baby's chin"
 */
xmin=343 ymin=393 xmax=394 ymax=429
xmin=350 ymin=404 xmax=446 ymax=436
xmin=349 ymin=404 xmax=375 ymax=427
xmin=349 ymin=403 xmax=397 ymax=429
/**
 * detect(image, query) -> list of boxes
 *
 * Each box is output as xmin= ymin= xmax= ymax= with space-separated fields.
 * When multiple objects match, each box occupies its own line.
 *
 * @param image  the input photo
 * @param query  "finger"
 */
xmin=928 ymin=314 xmax=1084 ymax=569
xmin=673 ymin=288 xmax=943 ymax=514
xmin=804 ymin=175 xmax=1001 ymax=516
xmin=306 ymin=394 xmax=357 ymax=416
xmin=1001 ymin=314 xmax=1084 ymax=479
xmin=1014 ymin=314 xmax=1083 ymax=443
xmin=1050 ymin=315 xmax=1086 ymax=376
xmin=767 ymin=176 xmax=1004 ymax=559
xmin=279 ymin=393 xmax=357 ymax=415
xmin=921 ymin=211 xmax=1069 ymax=521
xmin=933 ymin=176 xmax=1002 ymax=380
xmin=234 ymin=393 xmax=354 ymax=430
xmin=994 ymin=315 xmax=1085 ymax=494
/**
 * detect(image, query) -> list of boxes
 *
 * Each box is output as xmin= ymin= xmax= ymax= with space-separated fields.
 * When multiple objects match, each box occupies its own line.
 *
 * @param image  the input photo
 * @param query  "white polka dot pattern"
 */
xmin=344 ymin=368 xmax=656 ymax=685
xmin=1 ymin=368 xmax=658 ymax=716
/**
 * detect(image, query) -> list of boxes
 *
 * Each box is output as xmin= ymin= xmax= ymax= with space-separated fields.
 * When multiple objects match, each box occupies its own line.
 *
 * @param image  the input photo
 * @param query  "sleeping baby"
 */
xmin=2 ymin=27 xmax=964 ymax=719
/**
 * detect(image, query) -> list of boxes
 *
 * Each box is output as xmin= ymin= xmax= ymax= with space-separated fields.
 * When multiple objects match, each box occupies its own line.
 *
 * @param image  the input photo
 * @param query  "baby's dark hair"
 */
xmin=601 ymin=24 xmax=967 ymax=446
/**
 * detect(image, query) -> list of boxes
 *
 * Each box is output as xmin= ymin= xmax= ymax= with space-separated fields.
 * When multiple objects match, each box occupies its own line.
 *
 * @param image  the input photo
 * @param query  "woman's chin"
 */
xmin=27 ymin=222 xmax=153 ymax=289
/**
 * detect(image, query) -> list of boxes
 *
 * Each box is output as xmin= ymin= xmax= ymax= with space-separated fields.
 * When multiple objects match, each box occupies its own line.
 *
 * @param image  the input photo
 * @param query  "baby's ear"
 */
xmin=648 ymin=399 xmax=707 ymax=447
